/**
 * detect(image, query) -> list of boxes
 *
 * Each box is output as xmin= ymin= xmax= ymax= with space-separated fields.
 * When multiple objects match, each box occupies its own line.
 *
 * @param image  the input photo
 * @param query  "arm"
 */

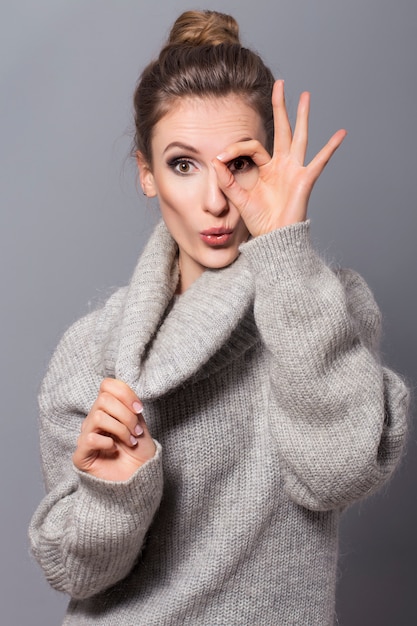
xmin=240 ymin=223 xmax=409 ymax=510
xmin=29 ymin=307 xmax=163 ymax=599
xmin=214 ymin=80 xmax=408 ymax=509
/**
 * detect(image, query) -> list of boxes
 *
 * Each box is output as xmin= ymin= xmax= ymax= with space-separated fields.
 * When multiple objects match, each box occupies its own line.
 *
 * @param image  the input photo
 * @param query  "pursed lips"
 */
xmin=199 ymin=227 xmax=234 ymax=245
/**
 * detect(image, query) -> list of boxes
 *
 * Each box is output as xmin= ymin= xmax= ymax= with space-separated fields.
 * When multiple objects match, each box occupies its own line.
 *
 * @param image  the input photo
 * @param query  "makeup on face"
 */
xmin=140 ymin=95 xmax=266 ymax=292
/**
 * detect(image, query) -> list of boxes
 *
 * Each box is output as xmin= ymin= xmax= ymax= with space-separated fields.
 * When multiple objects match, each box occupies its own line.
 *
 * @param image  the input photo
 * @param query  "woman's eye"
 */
xmin=228 ymin=157 xmax=254 ymax=174
xmin=168 ymin=158 xmax=196 ymax=175
xmin=177 ymin=160 xmax=191 ymax=173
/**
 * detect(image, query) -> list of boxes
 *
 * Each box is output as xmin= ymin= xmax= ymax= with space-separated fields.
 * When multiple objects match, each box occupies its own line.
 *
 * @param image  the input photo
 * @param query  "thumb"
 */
xmin=129 ymin=412 xmax=157 ymax=463
xmin=211 ymin=158 xmax=250 ymax=214
xmin=137 ymin=412 xmax=152 ymax=438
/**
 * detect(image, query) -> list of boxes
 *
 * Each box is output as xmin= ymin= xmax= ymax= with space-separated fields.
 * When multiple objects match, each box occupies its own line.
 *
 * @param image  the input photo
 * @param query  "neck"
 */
xmin=176 ymin=255 xmax=206 ymax=294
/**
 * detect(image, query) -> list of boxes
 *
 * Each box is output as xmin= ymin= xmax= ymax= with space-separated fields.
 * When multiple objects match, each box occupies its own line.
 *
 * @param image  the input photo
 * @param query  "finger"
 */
xmin=73 ymin=432 xmax=116 ymax=470
xmin=272 ymin=79 xmax=292 ymax=156
xmin=215 ymin=139 xmax=271 ymax=169
xmin=137 ymin=412 xmax=152 ymax=439
xmin=306 ymin=128 xmax=347 ymax=180
xmin=86 ymin=409 xmax=141 ymax=447
xmin=211 ymin=158 xmax=251 ymax=213
xmin=134 ymin=414 xmax=157 ymax=460
xmin=212 ymin=139 xmax=271 ymax=208
xmin=100 ymin=378 xmax=143 ymax=415
xmin=291 ymin=91 xmax=310 ymax=164
xmin=87 ymin=390 xmax=142 ymax=439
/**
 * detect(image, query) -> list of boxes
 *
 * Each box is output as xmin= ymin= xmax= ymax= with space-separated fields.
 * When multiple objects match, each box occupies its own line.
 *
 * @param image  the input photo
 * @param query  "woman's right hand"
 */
xmin=73 ymin=378 xmax=156 ymax=482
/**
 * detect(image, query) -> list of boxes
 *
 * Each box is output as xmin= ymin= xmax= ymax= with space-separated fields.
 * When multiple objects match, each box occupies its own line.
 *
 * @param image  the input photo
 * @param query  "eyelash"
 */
xmin=167 ymin=156 xmax=255 ymax=176
xmin=167 ymin=158 xmax=197 ymax=175
xmin=227 ymin=156 xmax=255 ymax=174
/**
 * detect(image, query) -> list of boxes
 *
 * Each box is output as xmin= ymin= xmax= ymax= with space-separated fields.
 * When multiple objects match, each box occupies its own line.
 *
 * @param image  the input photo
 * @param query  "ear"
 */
xmin=136 ymin=151 xmax=157 ymax=197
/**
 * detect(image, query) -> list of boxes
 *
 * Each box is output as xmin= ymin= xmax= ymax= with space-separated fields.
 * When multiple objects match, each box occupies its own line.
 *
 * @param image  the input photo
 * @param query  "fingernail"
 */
xmin=215 ymin=152 xmax=229 ymax=162
xmin=130 ymin=435 xmax=138 ymax=446
xmin=133 ymin=401 xmax=143 ymax=414
xmin=134 ymin=424 xmax=144 ymax=437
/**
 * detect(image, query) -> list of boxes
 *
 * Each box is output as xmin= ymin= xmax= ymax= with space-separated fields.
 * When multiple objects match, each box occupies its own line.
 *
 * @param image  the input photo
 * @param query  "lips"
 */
xmin=199 ymin=228 xmax=234 ymax=246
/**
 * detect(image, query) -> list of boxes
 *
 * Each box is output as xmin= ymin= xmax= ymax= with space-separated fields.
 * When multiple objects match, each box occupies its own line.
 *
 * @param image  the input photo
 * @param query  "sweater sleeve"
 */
xmin=239 ymin=222 xmax=409 ymax=511
xmin=29 ymin=306 xmax=164 ymax=599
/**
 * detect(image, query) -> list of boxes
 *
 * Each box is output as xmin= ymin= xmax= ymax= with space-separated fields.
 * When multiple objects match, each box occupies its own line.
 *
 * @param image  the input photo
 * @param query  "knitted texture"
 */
xmin=29 ymin=221 xmax=409 ymax=625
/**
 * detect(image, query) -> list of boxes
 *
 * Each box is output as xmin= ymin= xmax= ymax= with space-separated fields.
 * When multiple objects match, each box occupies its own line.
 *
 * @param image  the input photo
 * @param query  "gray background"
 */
xmin=1 ymin=1 xmax=416 ymax=624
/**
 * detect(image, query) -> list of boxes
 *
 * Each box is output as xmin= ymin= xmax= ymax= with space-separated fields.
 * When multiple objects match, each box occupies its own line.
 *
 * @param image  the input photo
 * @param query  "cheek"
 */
xmin=234 ymin=168 xmax=259 ymax=191
xmin=156 ymin=186 xmax=183 ymax=216
xmin=237 ymin=221 xmax=250 ymax=242
xmin=156 ymin=176 xmax=200 ymax=212
xmin=157 ymin=186 xmax=196 ymax=235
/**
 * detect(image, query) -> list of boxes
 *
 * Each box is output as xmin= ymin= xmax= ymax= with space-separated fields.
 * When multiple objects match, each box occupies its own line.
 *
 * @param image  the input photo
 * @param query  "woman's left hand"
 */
xmin=212 ymin=80 xmax=347 ymax=237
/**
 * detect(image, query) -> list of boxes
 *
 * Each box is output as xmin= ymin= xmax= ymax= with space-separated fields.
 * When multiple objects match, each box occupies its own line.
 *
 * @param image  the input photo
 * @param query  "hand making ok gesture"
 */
xmin=212 ymin=79 xmax=347 ymax=237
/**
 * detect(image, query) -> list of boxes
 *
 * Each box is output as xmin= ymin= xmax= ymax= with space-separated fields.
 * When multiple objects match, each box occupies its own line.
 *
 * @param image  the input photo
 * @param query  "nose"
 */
xmin=204 ymin=168 xmax=229 ymax=216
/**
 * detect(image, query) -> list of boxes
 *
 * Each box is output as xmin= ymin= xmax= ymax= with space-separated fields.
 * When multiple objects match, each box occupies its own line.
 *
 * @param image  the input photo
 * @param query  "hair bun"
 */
xmin=167 ymin=10 xmax=240 ymax=47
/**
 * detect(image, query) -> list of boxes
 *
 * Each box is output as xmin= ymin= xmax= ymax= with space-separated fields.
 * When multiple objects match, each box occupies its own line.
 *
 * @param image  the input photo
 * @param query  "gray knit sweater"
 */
xmin=29 ymin=221 xmax=408 ymax=625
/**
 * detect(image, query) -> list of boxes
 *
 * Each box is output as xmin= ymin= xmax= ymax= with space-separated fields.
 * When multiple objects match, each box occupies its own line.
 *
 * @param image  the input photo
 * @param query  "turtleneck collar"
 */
xmin=114 ymin=221 xmax=258 ymax=400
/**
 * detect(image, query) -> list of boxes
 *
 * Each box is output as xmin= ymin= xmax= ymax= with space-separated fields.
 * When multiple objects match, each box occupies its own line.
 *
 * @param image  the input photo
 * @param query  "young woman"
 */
xmin=29 ymin=10 xmax=409 ymax=625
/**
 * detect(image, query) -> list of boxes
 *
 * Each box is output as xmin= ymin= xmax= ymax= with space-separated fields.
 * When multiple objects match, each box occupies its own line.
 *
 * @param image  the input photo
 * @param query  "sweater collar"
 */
xmin=115 ymin=221 xmax=257 ymax=400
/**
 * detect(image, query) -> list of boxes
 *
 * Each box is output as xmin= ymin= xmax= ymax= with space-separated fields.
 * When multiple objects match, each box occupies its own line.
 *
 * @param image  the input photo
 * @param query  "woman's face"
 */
xmin=138 ymin=95 xmax=266 ymax=292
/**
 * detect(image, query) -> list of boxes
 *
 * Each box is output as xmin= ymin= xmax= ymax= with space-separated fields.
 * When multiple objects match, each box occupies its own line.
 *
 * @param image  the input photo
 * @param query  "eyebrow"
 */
xmin=162 ymin=138 xmax=254 ymax=155
xmin=163 ymin=142 xmax=199 ymax=155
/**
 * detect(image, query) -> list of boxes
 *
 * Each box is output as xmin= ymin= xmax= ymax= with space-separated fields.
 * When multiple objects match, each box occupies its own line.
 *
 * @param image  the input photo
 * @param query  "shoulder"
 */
xmin=55 ymin=285 xmax=129 ymax=362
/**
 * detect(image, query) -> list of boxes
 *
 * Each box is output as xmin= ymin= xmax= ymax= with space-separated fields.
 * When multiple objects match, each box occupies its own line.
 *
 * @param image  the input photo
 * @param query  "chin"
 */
xmin=202 ymin=250 xmax=241 ymax=270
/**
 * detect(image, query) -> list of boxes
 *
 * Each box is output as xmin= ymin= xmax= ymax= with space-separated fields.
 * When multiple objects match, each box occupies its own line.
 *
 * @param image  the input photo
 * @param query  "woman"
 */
xmin=29 ymin=10 xmax=409 ymax=625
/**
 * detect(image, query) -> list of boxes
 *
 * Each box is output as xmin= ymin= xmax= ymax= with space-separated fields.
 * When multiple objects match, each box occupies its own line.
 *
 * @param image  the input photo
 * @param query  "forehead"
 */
xmin=151 ymin=95 xmax=266 ymax=153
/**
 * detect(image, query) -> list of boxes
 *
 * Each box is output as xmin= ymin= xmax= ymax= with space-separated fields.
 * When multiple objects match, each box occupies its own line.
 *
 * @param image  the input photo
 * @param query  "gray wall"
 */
xmin=1 ymin=1 xmax=415 ymax=624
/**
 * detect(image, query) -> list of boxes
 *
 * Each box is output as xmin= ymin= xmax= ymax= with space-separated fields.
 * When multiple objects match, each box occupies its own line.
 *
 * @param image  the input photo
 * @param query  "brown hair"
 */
xmin=133 ymin=10 xmax=275 ymax=165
